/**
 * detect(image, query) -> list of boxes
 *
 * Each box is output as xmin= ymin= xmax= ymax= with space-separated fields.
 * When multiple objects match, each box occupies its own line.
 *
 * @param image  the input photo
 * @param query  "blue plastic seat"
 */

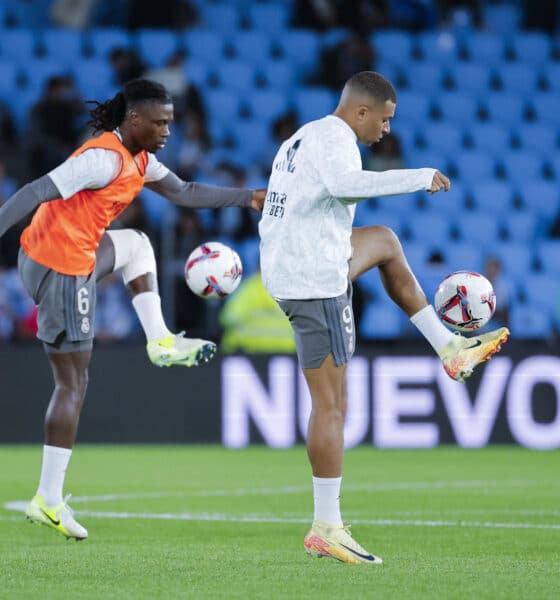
xmin=499 ymin=151 xmax=545 ymax=185
xmin=492 ymin=242 xmax=535 ymax=276
xmin=405 ymin=63 xmax=444 ymax=93
xmin=541 ymin=64 xmax=560 ymax=93
xmin=483 ymin=3 xmax=522 ymax=34
xmin=87 ymin=28 xmax=130 ymax=60
xmin=359 ymin=302 xmax=403 ymax=339
xmin=449 ymin=63 xmax=492 ymax=93
xmin=530 ymin=93 xmax=560 ymax=126
xmin=2 ymin=88 xmax=38 ymax=130
xmin=454 ymin=212 xmax=501 ymax=245
xmin=463 ymin=32 xmax=506 ymax=64
xmin=520 ymin=274 xmax=560 ymax=313
xmin=405 ymin=212 xmax=451 ymax=246
xmin=416 ymin=31 xmax=460 ymax=64
xmin=184 ymin=30 xmax=224 ymax=64
xmin=71 ymin=60 xmax=115 ymax=99
xmin=536 ymin=240 xmax=560 ymax=276
xmin=483 ymin=92 xmax=528 ymax=125
xmin=375 ymin=192 xmax=420 ymax=215
xmin=467 ymin=122 xmax=512 ymax=154
xmin=420 ymin=122 xmax=464 ymax=154
xmin=353 ymin=207 xmax=404 ymax=238
xmin=510 ymin=301 xmax=552 ymax=338
xmin=246 ymin=89 xmax=289 ymax=123
xmin=22 ymin=60 xmax=69 ymax=93
xmin=518 ymin=181 xmax=560 ymax=218
xmin=514 ymin=124 xmax=557 ymax=156
xmin=39 ymin=29 xmax=84 ymax=66
xmin=406 ymin=150 xmax=447 ymax=172
xmin=0 ymin=29 xmax=36 ymax=62
xmin=469 ymin=180 xmax=514 ymax=215
xmin=443 ymin=242 xmax=484 ymax=273
xmin=183 ymin=58 xmax=209 ymax=87
xmin=548 ymin=154 xmax=560 ymax=180
xmin=257 ymin=59 xmax=297 ymax=90
xmin=237 ymin=237 xmax=261 ymax=277
xmin=495 ymin=63 xmax=540 ymax=93
xmin=450 ymin=151 xmax=497 ymax=181
xmin=0 ymin=60 xmax=19 ymax=94
xmin=225 ymin=119 xmax=270 ymax=164
xmin=204 ymin=89 xmax=241 ymax=123
xmin=369 ymin=30 xmax=413 ymax=64
xmin=504 ymin=212 xmax=538 ymax=242
xmin=246 ymin=3 xmax=290 ymax=32
xmin=423 ymin=181 xmax=466 ymax=216
xmin=355 ymin=267 xmax=387 ymax=301
xmin=199 ymin=4 xmax=239 ymax=33
xmin=135 ymin=29 xmax=179 ymax=68
xmin=435 ymin=91 xmax=480 ymax=124
xmin=509 ymin=32 xmax=551 ymax=65
xmin=228 ymin=31 xmax=272 ymax=65
xmin=293 ymin=87 xmax=337 ymax=124
xmin=212 ymin=60 xmax=256 ymax=93
xmin=393 ymin=90 xmax=432 ymax=121
xmin=273 ymin=30 xmax=320 ymax=76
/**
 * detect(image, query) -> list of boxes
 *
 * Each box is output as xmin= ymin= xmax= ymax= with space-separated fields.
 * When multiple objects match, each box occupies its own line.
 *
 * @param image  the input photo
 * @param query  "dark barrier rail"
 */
xmin=1 ymin=341 xmax=558 ymax=448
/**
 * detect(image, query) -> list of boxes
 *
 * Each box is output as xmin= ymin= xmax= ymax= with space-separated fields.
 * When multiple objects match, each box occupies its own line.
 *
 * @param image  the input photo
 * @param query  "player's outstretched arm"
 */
xmin=0 ymin=175 xmax=61 ymax=238
xmin=146 ymin=171 xmax=265 ymax=212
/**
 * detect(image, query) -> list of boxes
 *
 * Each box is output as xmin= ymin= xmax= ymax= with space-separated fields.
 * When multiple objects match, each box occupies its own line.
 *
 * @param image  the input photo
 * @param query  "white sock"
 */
xmin=37 ymin=445 xmax=72 ymax=507
xmin=131 ymin=292 xmax=171 ymax=341
xmin=313 ymin=476 xmax=343 ymax=526
xmin=410 ymin=305 xmax=455 ymax=354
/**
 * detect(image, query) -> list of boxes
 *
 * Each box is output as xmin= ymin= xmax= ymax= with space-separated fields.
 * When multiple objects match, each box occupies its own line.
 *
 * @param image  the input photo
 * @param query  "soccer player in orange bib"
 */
xmin=0 ymin=79 xmax=265 ymax=540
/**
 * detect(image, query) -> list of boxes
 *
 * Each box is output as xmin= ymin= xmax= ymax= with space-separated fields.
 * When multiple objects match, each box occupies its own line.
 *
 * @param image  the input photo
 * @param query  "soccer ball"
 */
xmin=185 ymin=242 xmax=243 ymax=299
xmin=434 ymin=271 xmax=496 ymax=332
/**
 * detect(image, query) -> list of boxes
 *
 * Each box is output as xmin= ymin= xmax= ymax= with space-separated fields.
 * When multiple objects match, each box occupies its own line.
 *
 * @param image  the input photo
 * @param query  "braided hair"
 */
xmin=87 ymin=79 xmax=172 ymax=133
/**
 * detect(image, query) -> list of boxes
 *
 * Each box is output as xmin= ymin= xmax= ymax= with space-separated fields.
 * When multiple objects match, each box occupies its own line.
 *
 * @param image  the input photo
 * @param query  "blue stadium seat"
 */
xmin=492 ymin=241 xmax=535 ymax=276
xmin=449 ymin=63 xmax=492 ymax=93
xmin=5 ymin=88 xmax=39 ymax=129
xmin=246 ymin=89 xmax=289 ymax=123
xmin=0 ymin=60 xmax=19 ymax=95
xmin=212 ymin=60 xmax=256 ymax=93
xmin=246 ymin=3 xmax=290 ymax=32
xmin=454 ymin=212 xmax=501 ymax=245
xmin=184 ymin=58 xmax=210 ymax=86
xmin=541 ymin=64 xmax=560 ymax=93
xmin=450 ymin=150 xmax=497 ymax=181
xmin=236 ymin=237 xmax=260 ymax=277
xmin=393 ymin=90 xmax=432 ymax=122
xmin=509 ymin=32 xmax=551 ymax=65
xmin=217 ymin=206 xmax=243 ymax=238
xmin=406 ymin=150 xmax=447 ymax=172
xmin=435 ymin=91 xmax=480 ymax=124
xmin=355 ymin=266 xmax=387 ymax=300
xmin=422 ymin=181 xmax=467 ymax=216
xmin=469 ymin=180 xmax=514 ymax=215
xmin=375 ymin=192 xmax=420 ymax=216
xmin=353 ymin=207 xmax=404 ymax=237
xmin=228 ymin=31 xmax=272 ymax=65
xmin=199 ymin=3 xmax=240 ymax=33
xmin=225 ymin=119 xmax=270 ymax=164
xmin=536 ymin=240 xmax=560 ymax=276
xmin=204 ymin=89 xmax=241 ymax=123
xmin=87 ymin=28 xmax=130 ymax=60
xmin=71 ymin=60 xmax=117 ymax=100
xmin=39 ymin=29 xmax=84 ymax=66
xmin=483 ymin=92 xmax=528 ymax=125
xmin=518 ymin=181 xmax=560 ymax=218
xmin=403 ymin=242 xmax=432 ymax=272
xmin=549 ymin=154 xmax=560 ymax=180
xmin=496 ymin=63 xmax=540 ymax=93
xmin=0 ymin=29 xmax=36 ymax=61
xmin=274 ymin=30 xmax=321 ymax=76
xmin=369 ymin=30 xmax=413 ymax=65
xmin=419 ymin=122 xmax=464 ymax=154
xmin=443 ymin=242 xmax=484 ymax=273
xmin=463 ymin=32 xmax=506 ymax=64
xmin=509 ymin=302 xmax=552 ymax=338
xmin=184 ymin=30 xmax=224 ymax=64
xmin=416 ymin=31 xmax=460 ymax=64
xmin=514 ymin=124 xmax=557 ymax=156
xmin=22 ymin=59 xmax=68 ymax=92
xmin=499 ymin=151 xmax=545 ymax=185
xmin=504 ymin=212 xmax=538 ymax=242
xmin=405 ymin=212 xmax=451 ymax=246
xmin=520 ymin=274 xmax=560 ymax=314
xmin=466 ymin=122 xmax=512 ymax=155
xmin=483 ymin=3 xmax=522 ymax=34
xmin=530 ymin=93 xmax=560 ymax=126
xmin=256 ymin=59 xmax=297 ymax=91
xmin=293 ymin=87 xmax=337 ymax=124
xmin=135 ymin=29 xmax=180 ymax=68
xmin=404 ymin=63 xmax=444 ymax=93
xmin=359 ymin=302 xmax=403 ymax=339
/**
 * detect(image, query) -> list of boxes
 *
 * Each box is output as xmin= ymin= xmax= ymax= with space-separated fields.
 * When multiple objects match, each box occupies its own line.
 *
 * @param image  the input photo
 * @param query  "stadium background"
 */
xmin=0 ymin=0 xmax=559 ymax=448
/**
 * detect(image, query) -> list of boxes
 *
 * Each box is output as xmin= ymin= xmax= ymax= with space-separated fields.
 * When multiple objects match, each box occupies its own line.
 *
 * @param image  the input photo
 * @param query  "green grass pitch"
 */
xmin=0 ymin=446 xmax=559 ymax=599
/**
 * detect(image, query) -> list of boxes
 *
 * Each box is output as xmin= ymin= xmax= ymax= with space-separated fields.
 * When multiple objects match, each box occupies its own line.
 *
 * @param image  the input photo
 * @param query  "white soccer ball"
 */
xmin=184 ymin=242 xmax=243 ymax=299
xmin=434 ymin=270 xmax=496 ymax=332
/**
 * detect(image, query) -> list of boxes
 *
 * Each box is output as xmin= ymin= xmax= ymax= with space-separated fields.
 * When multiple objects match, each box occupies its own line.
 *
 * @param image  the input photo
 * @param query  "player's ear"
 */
xmin=357 ymin=105 xmax=368 ymax=120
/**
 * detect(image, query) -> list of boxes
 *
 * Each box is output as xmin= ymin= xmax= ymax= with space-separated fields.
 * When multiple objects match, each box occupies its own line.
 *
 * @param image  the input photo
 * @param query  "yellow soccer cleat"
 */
xmin=25 ymin=494 xmax=88 ymax=540
xmin=439 ymin=327 xmax=510 ymax=382
xmin=304 ymin=521 xmax=383 ymax=565
xmin=147 ymin=332 xmax=216 ymax=367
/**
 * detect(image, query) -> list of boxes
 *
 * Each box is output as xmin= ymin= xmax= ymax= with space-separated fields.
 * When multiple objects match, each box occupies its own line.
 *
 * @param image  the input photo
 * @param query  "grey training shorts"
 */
xmin=277 ymin=284 xmax=355 ymax=369
xmin=18 ymin=248 xmax=96 ymax=354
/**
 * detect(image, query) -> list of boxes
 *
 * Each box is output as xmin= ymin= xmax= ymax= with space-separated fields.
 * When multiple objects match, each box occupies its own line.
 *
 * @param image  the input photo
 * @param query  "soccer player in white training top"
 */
xmin=259 ymin=71 xmax=509 ymax=565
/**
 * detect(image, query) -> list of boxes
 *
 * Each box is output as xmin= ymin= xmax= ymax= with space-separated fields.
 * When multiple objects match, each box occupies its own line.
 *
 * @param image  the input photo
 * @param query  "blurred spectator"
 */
xmin=26 ymin=75 xmax=86 ymax=179
xmin=95 ymin=271 xmax=141 ymax=342
xmin=219 ymin=270 xmax=296 ymax=354
xmin=292 ymin=0 xmax=388 ymax=33
xmin=484 ymin=256 xmax=510 ymax=328
xmin=0 ymin=266 xmax=37 ymax=342
xmin=437 ymin=0 xmax=482 ymax=28
xmin=523 ymin=0 xmax=558 ymax=34
xmin=50 ymin=0 xmax=97 ymax=28
xmin=109 ymin=48 xmax=147 ymax=87
xmin=261 ymin=109 xmax=299 ymax=176
xmin=318 ymin=32 xmax=375 ymax=89
xmin=0 ymin=160 xmax=22 ymax=269
xmin=176 ymin=115 xmax=212 ymax=181
xmin=0 ymin=102 xmax=18 ymax=164
xmin=363 ymin=133 xmax=405 ymax=172
xmin=127 ymin=0 xmax=198 ymax=29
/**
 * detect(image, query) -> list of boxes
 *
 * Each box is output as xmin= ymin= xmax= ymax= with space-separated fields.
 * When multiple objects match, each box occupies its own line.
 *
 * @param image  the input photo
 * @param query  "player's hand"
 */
xmin=250 ymin=189 xmax=266 ymax=212
xmin=428 ymin=171 xmax=451 ymax=194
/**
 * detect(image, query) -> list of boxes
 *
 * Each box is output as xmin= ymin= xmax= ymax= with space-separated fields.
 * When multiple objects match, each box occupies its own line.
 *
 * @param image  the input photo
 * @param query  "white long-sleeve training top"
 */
xmin=258 ymin=115 xmax=436 ymax=300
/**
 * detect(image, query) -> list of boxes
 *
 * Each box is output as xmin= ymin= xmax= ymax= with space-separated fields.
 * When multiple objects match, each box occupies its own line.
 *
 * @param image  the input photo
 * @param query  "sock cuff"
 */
xmin=44 ymin=445 xmax=72 ymax=457
xmin=312 ymin=476 xmax=342 ymax=486
xmin=410 ymin=304 xmax=433 ymax=323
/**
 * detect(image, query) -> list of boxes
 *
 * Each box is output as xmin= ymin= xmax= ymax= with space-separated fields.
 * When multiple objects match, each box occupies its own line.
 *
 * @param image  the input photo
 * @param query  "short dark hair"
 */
xmin=87 ymin=79 xmax=172 ymax=133
xmin=345 ymin=71 xmax=397 ymax=104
